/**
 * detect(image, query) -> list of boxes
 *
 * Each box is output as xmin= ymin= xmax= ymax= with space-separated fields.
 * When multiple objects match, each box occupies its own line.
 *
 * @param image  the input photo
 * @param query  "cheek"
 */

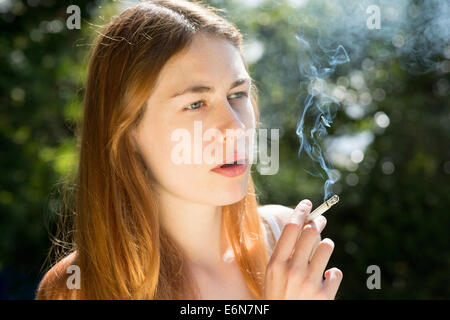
xmin=242 ymin=100 xmax=256 ymax=129
xmin=140 ymin=124 xmax=180 ymax=175
xmin=138 ymin=121 xmax=202 ymax=184
xmin=137 ymin=120 xmax=250 ymax=205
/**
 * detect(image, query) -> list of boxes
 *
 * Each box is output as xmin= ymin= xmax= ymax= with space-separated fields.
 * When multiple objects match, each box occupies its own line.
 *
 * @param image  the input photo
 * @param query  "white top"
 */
xmin=261 ymin=211 xmax=282 ymax=241
xmin=259 ymin=209 xmax=282 ymax=256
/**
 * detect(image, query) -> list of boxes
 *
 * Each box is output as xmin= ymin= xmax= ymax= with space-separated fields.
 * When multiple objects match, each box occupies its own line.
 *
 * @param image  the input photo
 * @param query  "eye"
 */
xmin=184 ymin=100 xmax=205 ymax=111
xmin=183 ymin=92 xmax=249 ymax=111
xmin=229 ymin=91 xmax=249 ymax=100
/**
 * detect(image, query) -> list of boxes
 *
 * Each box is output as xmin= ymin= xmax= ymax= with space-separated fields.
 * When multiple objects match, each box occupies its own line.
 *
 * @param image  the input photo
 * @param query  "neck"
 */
xmin=156 ymin=187 xmax=232 ymax=271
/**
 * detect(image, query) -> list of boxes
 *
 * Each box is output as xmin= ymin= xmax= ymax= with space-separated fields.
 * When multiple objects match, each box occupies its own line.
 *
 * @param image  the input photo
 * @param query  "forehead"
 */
xmin=154 ymin=33 xmax=249 ymax=94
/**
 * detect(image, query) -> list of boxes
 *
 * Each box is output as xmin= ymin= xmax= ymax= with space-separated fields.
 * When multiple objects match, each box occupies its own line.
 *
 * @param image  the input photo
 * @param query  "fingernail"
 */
xmin=295 ymin=201 xmax=311 ymax=214
xmin=296 ymin=201 xmax=311 ymax=213
xmin=295 ymin=205 xmax=310 ymax=219
xmin=300 ymin=199 xmax=312 ymax=207
xmin=325 ymin=270 xmax=330 ymax=278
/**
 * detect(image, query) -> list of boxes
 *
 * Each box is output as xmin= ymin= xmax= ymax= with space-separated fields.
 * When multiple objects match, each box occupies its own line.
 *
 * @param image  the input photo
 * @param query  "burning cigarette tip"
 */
xmin=306 ymin=194 xmax=340 ymax=222
xmin=327 ymin=194 xmax=339 ymax=206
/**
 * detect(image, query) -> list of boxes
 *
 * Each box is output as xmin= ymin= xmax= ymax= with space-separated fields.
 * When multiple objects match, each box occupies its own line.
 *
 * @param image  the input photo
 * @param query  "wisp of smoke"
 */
xmin=295 ymin=29 xmax=350 ymax=201
xmin=292 ymin=0 xmax=448 ymax=201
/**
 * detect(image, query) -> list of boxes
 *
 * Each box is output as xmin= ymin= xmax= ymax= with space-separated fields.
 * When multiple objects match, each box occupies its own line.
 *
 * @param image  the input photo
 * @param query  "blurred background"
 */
xmin=0 ymin=0 xmax=449 ymax=299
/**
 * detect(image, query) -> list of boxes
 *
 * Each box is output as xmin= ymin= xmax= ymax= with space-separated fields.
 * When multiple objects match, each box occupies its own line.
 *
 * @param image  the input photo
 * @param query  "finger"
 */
xmin=264 ymin=200 xmax=312 ymax=299
xmin=288 ymin=216 xmax=327 ymax=270
xmin=288 ymin=199 xmax=313 ymax=226
xmin=307 ymin=233 xmax=322 ymax=263
xmin=305 ymin=216 xmax=326 ymax=262
xmin=305 ymin=215 xmax=327 ymax=233
xmin=308 ymin=238 xmax=335 ymax=283
xmin=322 ymin=268 xmax=343 ymax=299
xmin=270 ymin=200 xmax=312 ymax=263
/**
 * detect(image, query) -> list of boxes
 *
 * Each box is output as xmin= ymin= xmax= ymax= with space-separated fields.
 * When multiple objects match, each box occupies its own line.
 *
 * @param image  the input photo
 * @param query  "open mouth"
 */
xmin=220 ymin=161 xmax=239 ymax=168
xmin=211 ymin=154 xmax=249 ymax=173
xmin=211 ymin=158 xmax=249 ymax=178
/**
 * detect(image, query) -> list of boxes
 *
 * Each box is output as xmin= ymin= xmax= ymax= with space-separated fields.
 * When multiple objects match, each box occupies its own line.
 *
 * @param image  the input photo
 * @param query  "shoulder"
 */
xmin=258 ymin=204 xmax=295 ymax=254
xmin=258 ymin=204 xmax=295 ymax=230
xmin=35 ymin=251 xmax=79 ymax=300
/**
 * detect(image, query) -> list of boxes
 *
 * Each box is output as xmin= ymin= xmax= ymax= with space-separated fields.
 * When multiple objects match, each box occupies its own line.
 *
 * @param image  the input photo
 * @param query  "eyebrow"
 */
xmin=170 ymin=77 xmax=252 ymax=99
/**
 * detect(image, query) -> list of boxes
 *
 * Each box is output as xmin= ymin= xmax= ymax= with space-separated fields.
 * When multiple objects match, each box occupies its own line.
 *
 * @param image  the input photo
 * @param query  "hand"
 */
xmin=262 ymin=199 xmax=343 ymax=300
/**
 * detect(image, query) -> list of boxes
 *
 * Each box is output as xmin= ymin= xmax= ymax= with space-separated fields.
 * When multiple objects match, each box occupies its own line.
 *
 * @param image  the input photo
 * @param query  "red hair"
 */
xmin=36 ymin=0 xmax=267 ymax=299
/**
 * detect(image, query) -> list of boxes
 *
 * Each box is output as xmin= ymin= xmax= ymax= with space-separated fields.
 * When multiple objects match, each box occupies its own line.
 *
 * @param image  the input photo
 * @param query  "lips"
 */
xmin=211 ymin=163 xmax=248 ymax=177
xmin=212 ymin=153 xmax=248 ymax=170
xmin=210 ymin=153 xmax=249 ymax=178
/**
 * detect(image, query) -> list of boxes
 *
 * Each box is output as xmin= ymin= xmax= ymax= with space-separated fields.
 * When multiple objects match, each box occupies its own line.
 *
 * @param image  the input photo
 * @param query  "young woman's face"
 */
xmin=133 ymin=33 xmax=256 ymax=206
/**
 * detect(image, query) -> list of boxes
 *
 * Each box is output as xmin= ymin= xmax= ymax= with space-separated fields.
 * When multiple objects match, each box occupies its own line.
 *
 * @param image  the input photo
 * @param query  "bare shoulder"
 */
xmin=258 ymin=204 xmax=295 ymax=231
xmin=35 ymin=251 xmax=78 ymax=300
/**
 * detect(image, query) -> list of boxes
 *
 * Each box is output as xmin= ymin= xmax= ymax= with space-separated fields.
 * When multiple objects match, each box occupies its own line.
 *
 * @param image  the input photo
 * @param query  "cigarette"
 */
xmin=306 ymin=195 xmax=339 ymax=223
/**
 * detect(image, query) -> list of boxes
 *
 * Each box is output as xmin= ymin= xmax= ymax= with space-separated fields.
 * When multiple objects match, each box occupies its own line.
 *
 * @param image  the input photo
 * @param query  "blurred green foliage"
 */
xmin=1 ymin=0 xmax=449 ymax=299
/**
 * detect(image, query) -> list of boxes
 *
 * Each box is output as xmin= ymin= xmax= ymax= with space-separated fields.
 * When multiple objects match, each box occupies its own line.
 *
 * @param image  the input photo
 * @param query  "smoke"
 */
xmin=292 ymin=0 xmax=449 ymax=201
xmin=320 ymin=0 xmax=450 ymax=74
xmin=295 ymin=29 xmax=350 ymax=201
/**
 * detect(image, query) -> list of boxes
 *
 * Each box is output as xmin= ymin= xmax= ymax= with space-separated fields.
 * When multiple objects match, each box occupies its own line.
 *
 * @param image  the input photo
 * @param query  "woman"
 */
xmin=35 ymin=0 xmax=342 ymax=300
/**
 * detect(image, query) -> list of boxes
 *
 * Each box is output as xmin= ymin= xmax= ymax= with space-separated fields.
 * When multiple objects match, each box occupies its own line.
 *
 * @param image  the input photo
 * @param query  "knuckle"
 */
xmin=286 ymin=266 xmax=302 ymax=281
xmin=303 ymin=224 xmax=320 ymax=237
xmin=317 ymin=215 xmax=327 ymax=226
xmin=302 ymin=272 xmax=316 ymax=285
xmin=267 ymin=259 xmax=284 ymax=273
xmin=285 ymin=222 xmax=301 ymax=232
xmin=319 ymin=216 xmax=327 ymax=229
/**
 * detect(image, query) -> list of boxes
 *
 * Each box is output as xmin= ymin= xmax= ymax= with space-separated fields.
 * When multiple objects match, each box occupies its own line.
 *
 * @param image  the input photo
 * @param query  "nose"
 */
xmin=215 ymin=99 xmax=248 ymax=144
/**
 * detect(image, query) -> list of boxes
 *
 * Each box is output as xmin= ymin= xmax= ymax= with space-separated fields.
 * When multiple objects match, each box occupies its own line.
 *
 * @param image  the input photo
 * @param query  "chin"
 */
xmin=211 ymin=176 xmax=250 ymax=206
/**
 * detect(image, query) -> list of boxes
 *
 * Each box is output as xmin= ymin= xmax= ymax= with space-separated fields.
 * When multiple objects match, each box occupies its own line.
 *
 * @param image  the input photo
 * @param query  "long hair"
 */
xmin=40 ymin=0 xmax=268 ymax=299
